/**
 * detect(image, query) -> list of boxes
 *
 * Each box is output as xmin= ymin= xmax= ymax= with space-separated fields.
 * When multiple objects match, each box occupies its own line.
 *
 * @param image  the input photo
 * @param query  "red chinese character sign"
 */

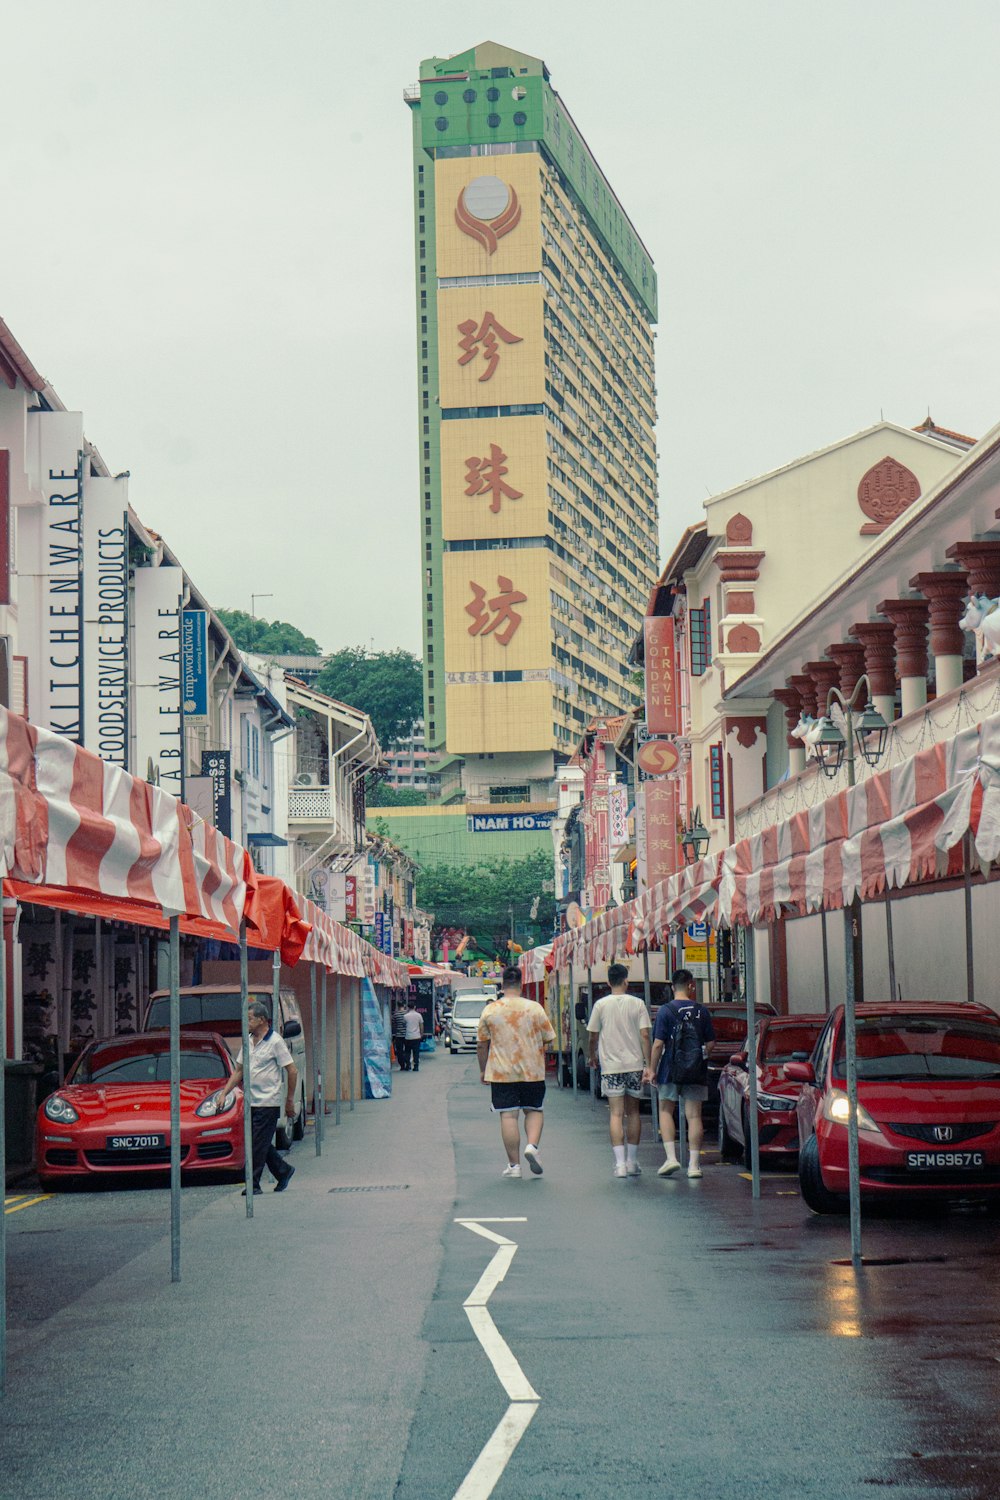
xmin=643 ymin=779 xmax=681 ymax=890
xmin=466 ymin=576 xmax=527 ymax=647
xmin=644 ymin=616 xmax=680 ymax=735
xmin=464 ymin=445 xmax=523 ymax=514
xmin=458 ymin=313 xmax=522 ymax=382
xmin=455 ymin=176 xmax=522 ymax=255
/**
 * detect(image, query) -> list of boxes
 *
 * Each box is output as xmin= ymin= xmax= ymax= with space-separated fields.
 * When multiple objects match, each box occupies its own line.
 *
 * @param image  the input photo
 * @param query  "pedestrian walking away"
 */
xmin=586 ymin=962 xmax=651 ymax=1178
xmin=477 ymin=964 xmax=556 ymax=1178
xmin=645 ymin=968 xmax=715 ymax=1180
xmin=392 ymin=1001 xmax=409 ymax=1069
xmin=216 ymin=1000 xmax=298 ymax=1194
xmin=402 ymin=999 xmax=424 ymax=1072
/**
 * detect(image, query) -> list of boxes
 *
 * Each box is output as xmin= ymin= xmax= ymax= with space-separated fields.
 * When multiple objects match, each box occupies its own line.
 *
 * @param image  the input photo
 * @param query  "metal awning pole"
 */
xmin=964 ymin=832 xmax=975 ymax=1005
xmin=569 ymin=961 xmax=577 ymax=1097
xmin=319 ymin=969 xmax=327 ymax=1145
xmin=349 ymin=978 xmax=356 ymax=1111
xmin=95 ymin=916 xmax=105 ymax=1035
xmin=587 ymin=966 xmax=596 ymax=1106
xmin=820 ymin=910 xmax=831 ymax=1012
xmin=744 ymin=936 xmax=760 ymax=1200
xmin=676 ymin=936 xmax=687 ymax=1169
xmin=885 ymin=893 xmax=897 ymax=1002
xmin=844 ymin=900 xmax=863 ymax=1267
xmin=311 ymin=964 xmax=320 ymax=1157
xmin=168 ymin=915 xmax=182 ymax=1280
xmin=239 ymin=921 xmax=253 ymax=1214
xmin=334 ymin=972 xmax=342 ymax=1126
xmin=54 ymin=910 xmax=65 ymax=1085
xmin=643 ymin=946 xmax=657 ymax=1141
xmin=555 ymin=974 xmax=563 ymax=1087
xmin=0 ymin=897 xmax=8 ymax=1393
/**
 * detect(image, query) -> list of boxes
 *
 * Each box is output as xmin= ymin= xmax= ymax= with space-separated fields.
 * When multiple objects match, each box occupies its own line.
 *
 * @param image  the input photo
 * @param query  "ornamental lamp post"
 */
xmin=680 ymin=807 xmax=710 ymax=864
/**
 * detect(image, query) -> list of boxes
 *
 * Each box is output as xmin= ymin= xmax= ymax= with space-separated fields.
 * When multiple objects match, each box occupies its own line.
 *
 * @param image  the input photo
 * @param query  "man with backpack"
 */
xmin=586 ymin=962 xmax=652 ymax=1178
xmin=645 ymin=969 xmax=715 ymax=1179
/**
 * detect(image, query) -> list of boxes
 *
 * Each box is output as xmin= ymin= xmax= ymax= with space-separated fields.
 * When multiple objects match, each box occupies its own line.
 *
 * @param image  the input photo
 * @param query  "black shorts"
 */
xmin=490 ymin=1081 xmax=546 ymax=1113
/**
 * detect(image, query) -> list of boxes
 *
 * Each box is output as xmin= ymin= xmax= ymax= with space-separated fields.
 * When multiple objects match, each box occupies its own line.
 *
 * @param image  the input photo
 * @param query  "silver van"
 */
xmin=447 ymin=992 xmax=493 ymax=1054
xmin=143 ymin=985 xmax=308 ymax=1149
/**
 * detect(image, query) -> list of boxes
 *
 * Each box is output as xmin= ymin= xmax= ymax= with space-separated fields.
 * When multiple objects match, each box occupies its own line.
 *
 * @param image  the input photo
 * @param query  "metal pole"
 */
xmin=586 ymin=966 xmax=597 ymax=1105
xmin=885 ymin=893 xmax=897 ymax=1003
xmin=95 ymin=917 xmax=105 ymax=1036
xmin=311 ymin=964 xmax=320 ymax=1158
xmin=569 ymin=961 xmax=578 ymax=1097
xmin=843 ymin=704 xmax=862 ymax=1267
xmin=555 ymin=974 xmax=563 ymax=1087
xmin=133 ymin=929 xmax=142 ymax=1031
xmin=239 ymin=921 xmax=254 ymax=1215
xmin=820 ymin=910 xmax=831 ymax=1012
xmin=963 ymin=831 xmax=975 ymax=1005
xmin=319 ymin=969 xmax=328 ymax=1144
xmin=168 ymin=915 xmax=181 ymax=1281
xmin=0 ymin=896 xmax=8 ymax=1393
xmin=643 ymin=947 xmax=658 ymax=1140
xmin=54 ymin=910 xmax=65 ymax=1085
xmin=334 ymin=972 xmax=341 ymax=1125
xmin=349 ymin=978 xmax=356 ymax=1111
xmin=744 ymin=946 xmax=760 ymax=1199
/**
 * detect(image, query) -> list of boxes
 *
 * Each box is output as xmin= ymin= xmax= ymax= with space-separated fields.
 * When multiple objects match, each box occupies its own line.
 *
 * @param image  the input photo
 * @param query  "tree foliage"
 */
xmin=315 ymin=647 xmax=423 ymax=750
xmin=416 ymin=850 xmax=555 ymax=961
xmin=366 ymin=776 xmax=428 ymax=808
xmin=217 ymin=608 xmax=322 ymax=656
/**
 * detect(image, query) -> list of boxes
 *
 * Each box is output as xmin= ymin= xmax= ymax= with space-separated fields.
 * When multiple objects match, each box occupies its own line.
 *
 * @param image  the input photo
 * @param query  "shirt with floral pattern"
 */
xmin=478 ymin=995 xmax=556 ymax=1083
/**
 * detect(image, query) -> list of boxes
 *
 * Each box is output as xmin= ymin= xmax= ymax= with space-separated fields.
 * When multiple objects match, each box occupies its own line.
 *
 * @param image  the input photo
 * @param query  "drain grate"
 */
xmin=328 ymin=1184 xmax=410 ymax=1194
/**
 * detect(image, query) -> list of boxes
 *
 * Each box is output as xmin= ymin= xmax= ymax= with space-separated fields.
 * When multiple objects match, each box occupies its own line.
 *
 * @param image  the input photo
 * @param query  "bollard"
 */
xmin=240 ymin=922 xmax=254 ymax=1213
xmin=335 ymin=973 xmax=342 ymax=1125
xmin=168 ymin=916 xmax=182 ymax=1279
xmin=311 ymin=965 xmax=320 ymax=1158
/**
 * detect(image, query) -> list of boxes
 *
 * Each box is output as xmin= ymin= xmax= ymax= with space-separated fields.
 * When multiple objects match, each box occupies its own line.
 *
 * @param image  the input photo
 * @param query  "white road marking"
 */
xmin=454 ymin=1219 xmax=539 ymax=1500
xmin=452 ymin=1401 xmax=539 ymax=1500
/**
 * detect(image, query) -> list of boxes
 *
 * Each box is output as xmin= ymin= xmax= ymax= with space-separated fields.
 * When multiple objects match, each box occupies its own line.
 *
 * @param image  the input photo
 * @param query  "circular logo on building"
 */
xmin=455 ymin=175 xmax=522 ymax=254
xmin=636 ymin=738 xmax=681 ymax=777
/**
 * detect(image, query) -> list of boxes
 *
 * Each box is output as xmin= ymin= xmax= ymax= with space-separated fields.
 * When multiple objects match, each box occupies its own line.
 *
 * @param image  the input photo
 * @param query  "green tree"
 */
xmin=315 ymin=647 xmax=423 ymax=749
xmin=416 ymin=850 xmax=555 ymax=960
xmin=365 ymin=776 xmax=427 ymax=808
xmin=217 ymin=608 xmax=322 ymax=656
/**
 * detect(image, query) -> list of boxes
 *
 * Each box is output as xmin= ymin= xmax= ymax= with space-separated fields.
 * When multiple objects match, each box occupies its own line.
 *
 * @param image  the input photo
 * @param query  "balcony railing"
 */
xmin=734 ymin=663 xmax=1000 ymax=841
xmin=288 ymin=785 xmax=334 ymax=822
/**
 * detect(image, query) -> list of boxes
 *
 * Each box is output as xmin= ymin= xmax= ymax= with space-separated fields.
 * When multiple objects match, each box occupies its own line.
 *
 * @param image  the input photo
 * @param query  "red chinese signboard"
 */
xmin=643 ymin=778 xmax=681 ymax=890
xmin=466 ymin=575 xmax=527 ymax=646
xmin=457 ymin=313 xmax=522 ymax=382
xmin=344 ymin=875 xmax=357 ymax=922
xmin=464 ymin=445 xmax=523 ymax=514
xmin=644 ymin=616 xmax=680 ymax=735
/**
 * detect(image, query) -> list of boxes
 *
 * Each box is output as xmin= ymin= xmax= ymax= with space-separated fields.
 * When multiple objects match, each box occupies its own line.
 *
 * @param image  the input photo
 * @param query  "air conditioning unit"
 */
xmin=294 ymin=771 xmax=321 ymax=788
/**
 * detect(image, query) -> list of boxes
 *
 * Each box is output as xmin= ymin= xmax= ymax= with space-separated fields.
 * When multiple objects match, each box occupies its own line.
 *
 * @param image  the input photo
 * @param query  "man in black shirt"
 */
xmin=645 ymin=969 xmax=715 ymax=1180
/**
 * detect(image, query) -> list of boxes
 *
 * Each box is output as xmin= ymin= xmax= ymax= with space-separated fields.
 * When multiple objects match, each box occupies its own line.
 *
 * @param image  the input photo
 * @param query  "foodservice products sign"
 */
xmin=81 ymin=474 xmax=129 ymax=768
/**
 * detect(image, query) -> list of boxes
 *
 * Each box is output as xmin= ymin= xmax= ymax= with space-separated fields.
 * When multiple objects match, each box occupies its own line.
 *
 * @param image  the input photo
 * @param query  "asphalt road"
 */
xmin=4 ymin=1051 xmax=1000 ymax=1499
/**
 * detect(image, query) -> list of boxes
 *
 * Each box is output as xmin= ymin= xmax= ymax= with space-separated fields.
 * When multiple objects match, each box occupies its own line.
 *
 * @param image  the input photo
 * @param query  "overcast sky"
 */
xmin=4 ymin=2 xmax=999 ymax=653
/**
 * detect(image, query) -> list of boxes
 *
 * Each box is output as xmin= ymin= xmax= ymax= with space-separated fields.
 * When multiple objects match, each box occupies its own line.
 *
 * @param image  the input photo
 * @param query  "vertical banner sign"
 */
xmin=36 ymin=411 xmax=85 ymax=738
xmin=344 ymin=874 xmax=358 ymax=921
xmin=181 ymin=610 xmax=209 ymax=723
xmin=374 ymin=911 xmax=385 ymax=951
xmin=645 ymin=778 xmax=681 ymax=890
xmin=0 ymin=449 xmax=10 ymax=606
xmin=635 ymin=784 xmax=648 ymax=893
xmin=81 ymin=474 xmax=129 ymax=767
xmin=201 ymin=750 xmax=232 ymax=836
xmin=328 ymin=871 xmax=347 ymax=923
xmin=608 ymin=785 xmax=628 ymax=848
xmin=644 ymin=616 xmax=680 ymax=735
xmin=362 ymin=863 xmax=376 ymax=924
xmin=134 ymin=567 xmax=184 ymax=793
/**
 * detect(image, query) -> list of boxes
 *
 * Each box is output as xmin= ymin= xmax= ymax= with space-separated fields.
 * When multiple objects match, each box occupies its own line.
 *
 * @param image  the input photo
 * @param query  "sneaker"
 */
xmin=613 ymin=1162 xmax=628 ymax=1178
xmin=523 ymin=1144 xmax=543 ymax=1176
xmin=502 ymin=1164 xmax=522 ymax=1179
xmin=657 ymin=1159 xmax=680 ymax=1177
xmin=687 ymin=1164 xmax=703 ymax=1179
xmin=626 ymin=1161 xmax=641 ymax=1176
xmin=274 ymin=1164 xmax=296 ymax=1193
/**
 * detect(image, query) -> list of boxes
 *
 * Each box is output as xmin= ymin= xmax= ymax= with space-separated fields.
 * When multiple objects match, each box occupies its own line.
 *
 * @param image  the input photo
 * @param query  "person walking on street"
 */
xmin=586 ymin=962 xmax=652 ymax=1178
xmin=645 ymin=969 xmax=715 ymax=1180
xmin=478 ymin=964 xmax=556 ymax=1179
xmin=402 ymin=1000 xmax=424 ymax=1073
xmin=216 ymin=1000 xmax=298 ymax=1194
xmin=392 ymin=1001 xmax=409 ymax=1069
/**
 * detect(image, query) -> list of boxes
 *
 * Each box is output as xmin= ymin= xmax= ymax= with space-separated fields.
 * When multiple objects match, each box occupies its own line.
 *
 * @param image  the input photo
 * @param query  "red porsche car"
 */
xmin=785 ymin=1002 xmax=1000 ymax=1213
xmin=35 ymin=1030 xmax=245 ymax=1190
xmin=718 ymin=1013 xmax=826 ymax=1167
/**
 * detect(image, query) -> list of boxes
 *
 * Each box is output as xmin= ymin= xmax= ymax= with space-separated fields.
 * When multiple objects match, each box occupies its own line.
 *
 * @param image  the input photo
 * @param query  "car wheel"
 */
xmin=798 ymin=1134 xmax=847 ymax=1215
xmin=292 ymin=1088 xmax=306 ymax=1141
xmin=718 ymin=1103 xmax=738 ymax=1160
xmin=576 ymin=1050 xmax=590 ymax=1092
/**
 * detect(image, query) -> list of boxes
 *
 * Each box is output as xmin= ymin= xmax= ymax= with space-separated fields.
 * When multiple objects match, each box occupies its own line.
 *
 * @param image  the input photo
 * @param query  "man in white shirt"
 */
xmin=217 ymin=1000 xmax=298 ymax=1194
xmin=402 ymin=1001 xmax=425 ymax=1073
xmin=587 ymin=962 xmax=652 ymax=1178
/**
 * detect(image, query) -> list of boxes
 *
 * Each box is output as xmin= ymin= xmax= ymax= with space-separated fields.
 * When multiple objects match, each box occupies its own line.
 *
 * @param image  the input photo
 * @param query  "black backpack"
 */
xmin=666 ymin=1005 xmax=704 ymax=1085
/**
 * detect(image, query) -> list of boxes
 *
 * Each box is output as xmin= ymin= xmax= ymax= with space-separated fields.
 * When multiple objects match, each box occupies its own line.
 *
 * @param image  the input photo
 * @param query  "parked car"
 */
xmin=36 ymin=1030 xmax=244 ymax=1190
xmin=785 ymin=1002 xmax=1000 ymax=1213
xmin=447 ymin=993 xmax=493 ymax=1053
xmin=718 ymin=1013 xmax=827 ymax=1167
xmin=143 ymin=984 xmax=307 ymax=1149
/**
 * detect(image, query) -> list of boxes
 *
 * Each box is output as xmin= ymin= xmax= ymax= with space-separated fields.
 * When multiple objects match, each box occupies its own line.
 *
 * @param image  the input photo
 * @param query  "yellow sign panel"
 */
xmin=442 ymin=548 xmax=550 ymax=673
xmin=441 ymin=416 xmax=547 ymax=541
xmin=434 ymin=155 xmax=541 ymax=279
xmin=437 ymin=284 xmax=545 ymax=408
xmin=445 ymin=679 xmax=553 ymax=755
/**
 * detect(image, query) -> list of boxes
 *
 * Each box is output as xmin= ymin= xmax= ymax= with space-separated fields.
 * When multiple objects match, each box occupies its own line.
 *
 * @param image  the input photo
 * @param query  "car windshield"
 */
xmin=763 ymin=1023 xmax=824 ymax=1062
xmin=453 ymin=998 xmax=489 ymax=1019
xmin=146 ymin=993 xmax=267 ymax=1028
xmin=835 ymin=1017 xmax=1000 ymax=1082
xmin=73 ymin=1048 xmax=228 ymax=1084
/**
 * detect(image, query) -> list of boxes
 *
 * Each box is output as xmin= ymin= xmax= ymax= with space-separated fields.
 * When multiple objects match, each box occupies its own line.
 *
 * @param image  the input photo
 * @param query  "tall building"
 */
xmin=405 ymin=41 xmax=658 ymax=804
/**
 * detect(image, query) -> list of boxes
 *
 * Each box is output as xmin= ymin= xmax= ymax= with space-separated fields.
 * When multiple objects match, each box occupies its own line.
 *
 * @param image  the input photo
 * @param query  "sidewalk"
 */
xmin=2 ymin=1058 xmax=457 ymax=1500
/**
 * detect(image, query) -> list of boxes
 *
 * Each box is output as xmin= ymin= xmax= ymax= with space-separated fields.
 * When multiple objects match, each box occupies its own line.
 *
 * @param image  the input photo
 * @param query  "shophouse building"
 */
xmin=404 ymin=40 xmax=659 ymax=802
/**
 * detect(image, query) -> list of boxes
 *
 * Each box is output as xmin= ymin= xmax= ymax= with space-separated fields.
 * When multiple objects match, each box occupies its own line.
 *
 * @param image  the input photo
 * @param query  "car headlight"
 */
xmin=756 ymin=1091 xmax=796 ymax=1111
xmin=195 ymin=1091 xmax=235 ymax=1118
xmin=44 ymin=1094 xmax=79 ymax=1124
xmin=824 ymin=1089 xmax=879 ymax=1133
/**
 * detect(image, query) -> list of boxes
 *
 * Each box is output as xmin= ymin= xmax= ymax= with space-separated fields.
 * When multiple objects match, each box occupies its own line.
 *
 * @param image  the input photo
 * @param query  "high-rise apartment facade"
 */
xmin=405 ymin=41 xmax=658 ymax=801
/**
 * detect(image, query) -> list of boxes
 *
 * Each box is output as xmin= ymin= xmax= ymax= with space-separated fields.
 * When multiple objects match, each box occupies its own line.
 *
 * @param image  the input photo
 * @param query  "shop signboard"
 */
xmin=201 ymin=749 xmax=232 ymax=837
xmin=81 ymin=473 xmax=129 ymax=768
xmin=31 ymin=410 xmax=85 ymax=740
xmin=344 ymin=874 xmax=357 ymax=921
xmin=683 ymin=920 xmax=717 ymax=980
xmin=134 ymin=566 xmax=184 ymax=795
xmin=374 ymin=911 xmax=385 ymax=951
xmin=608 ymin=785 xmax=628 ymax=848
xmin=635 ymin=723 xmax=681 ymax=782
xmin=643 ymin=616 xmax=680 ymax=735
xmin=362 ymin=864 xmax=376 ymax=923
xmin=467 ymin=811 xmax=553 ymax=832
xmin=181 ymin=609 xmax=210 ymax=723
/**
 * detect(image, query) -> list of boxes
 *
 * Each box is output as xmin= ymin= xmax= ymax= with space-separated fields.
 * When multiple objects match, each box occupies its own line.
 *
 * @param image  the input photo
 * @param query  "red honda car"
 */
xmin=785 ymin=1003 xmax=1000 ymax=1213
xmin=35 ymin=1031 xmax=245 ymax=1190
xmin=718 ymin=1013 xmax=826 ymax=1167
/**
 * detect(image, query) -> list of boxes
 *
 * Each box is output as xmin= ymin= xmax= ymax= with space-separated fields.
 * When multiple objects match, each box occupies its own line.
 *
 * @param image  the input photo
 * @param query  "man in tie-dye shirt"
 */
xmin=478 ymin=965 xmax=556 ymax=1180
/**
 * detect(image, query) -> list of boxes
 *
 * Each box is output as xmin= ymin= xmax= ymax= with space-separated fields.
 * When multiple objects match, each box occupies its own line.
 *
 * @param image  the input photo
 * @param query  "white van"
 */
xmin=143 ymin=985 xmax=308 ymax=1149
